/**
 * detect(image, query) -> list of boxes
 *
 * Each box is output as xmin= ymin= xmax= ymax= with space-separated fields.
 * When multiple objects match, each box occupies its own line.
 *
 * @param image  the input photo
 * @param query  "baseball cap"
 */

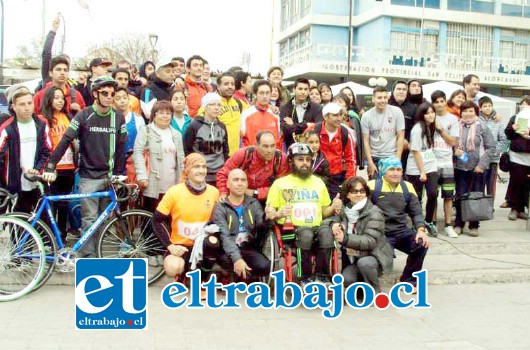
xmin=322 ymin=102 xmax=342 ymax=115
xmin=157 ymin=61 xmax=178 ymax=70
xmin=89 ymin=58 xmax=112 ymax=68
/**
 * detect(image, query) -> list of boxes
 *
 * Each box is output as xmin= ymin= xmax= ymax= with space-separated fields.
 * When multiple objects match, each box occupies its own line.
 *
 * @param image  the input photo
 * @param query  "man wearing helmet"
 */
xmin=265 ymin=142 xmax=342 ymax=286
xmin=43 ymin=76 xmax=128 ymax=258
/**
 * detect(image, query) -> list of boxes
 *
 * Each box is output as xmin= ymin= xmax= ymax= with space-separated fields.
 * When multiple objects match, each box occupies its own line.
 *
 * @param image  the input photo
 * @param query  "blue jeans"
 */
xmin=78 ymin=177 xmax=109 ymax=258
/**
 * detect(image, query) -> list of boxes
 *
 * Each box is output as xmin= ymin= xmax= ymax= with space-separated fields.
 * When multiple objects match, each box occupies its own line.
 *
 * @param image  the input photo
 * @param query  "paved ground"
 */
xmin=1 ymin=171 xmax=529 ymax=349
xmin=1 ymin=283 xmax=530 ymax=350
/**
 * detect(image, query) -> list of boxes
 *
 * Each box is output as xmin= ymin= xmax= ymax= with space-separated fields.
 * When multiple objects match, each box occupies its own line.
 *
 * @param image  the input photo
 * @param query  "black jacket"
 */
xmin=212 ymin=196 xmax=266 ymax=263
xmin=140 ymin=76 xmax=173 ymax=103
xmin=280 ymin=99 xmax=323 ymax=148
xmin=388 ymin=96 xmax=417 ymax=141
xmin=506 ymin=114 xmax=530 ymax=154
xmin=0 ymin=115 xmax=51 ymax=193
xmin=47 ymin=106 xmax=127 ymax=179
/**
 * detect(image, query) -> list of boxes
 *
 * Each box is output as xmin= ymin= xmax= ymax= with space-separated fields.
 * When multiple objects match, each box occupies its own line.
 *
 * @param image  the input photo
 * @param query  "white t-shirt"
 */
xmin=17 ymin=120 xmax=37 ymax=191
xmin=433 ymin=113 xmax=459 ymax=168
xmin=153 ymin=125 xmax=177 ymax=194
xmin=326 ymin=129 xmax=338 ymax=142
xmin=361 ymin=105 xmax=405 ymax=158
xmin=406 ymin=124 xmax=437 ymax=175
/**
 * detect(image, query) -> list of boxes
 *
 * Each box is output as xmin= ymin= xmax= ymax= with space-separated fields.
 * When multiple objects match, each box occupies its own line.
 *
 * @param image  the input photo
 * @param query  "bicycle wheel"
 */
xmin=0 ymin=216 xmax=46 ymax=301
xmin=5 ymin=212 xmax=57 ymax=292
xmin=97 ymin=209 xmax=165 ymax=285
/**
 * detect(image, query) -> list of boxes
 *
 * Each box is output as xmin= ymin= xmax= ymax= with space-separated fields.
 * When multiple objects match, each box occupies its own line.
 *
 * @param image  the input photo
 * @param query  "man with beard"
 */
xmin=265 ymin=143 xmax=342 ymax=286
xmin=407 ymin=79 xmax=426 ymax=107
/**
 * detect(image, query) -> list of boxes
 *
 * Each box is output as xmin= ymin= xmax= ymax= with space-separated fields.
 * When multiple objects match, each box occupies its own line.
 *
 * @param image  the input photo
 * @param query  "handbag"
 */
xmin=499 ymin=152 xmax=511 ymax=172
xmin=459 ymin=191 xmax=494 ymax=222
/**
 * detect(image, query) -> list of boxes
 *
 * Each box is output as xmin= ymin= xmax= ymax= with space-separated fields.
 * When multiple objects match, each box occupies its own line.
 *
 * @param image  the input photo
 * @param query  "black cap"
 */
xmin=89 ymin=58 xmax=112 ymax=68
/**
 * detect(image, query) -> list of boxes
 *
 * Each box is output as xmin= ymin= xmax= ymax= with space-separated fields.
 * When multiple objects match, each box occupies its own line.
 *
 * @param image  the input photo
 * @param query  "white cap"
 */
xmin=322 ymin=102 xmax=342 ymax=115
xmin=201 ymin=92 xmax=222 ymax=107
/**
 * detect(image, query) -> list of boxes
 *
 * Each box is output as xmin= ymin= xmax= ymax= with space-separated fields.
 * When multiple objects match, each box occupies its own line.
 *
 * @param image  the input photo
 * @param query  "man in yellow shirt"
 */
xmin=266 ymin=143 xmax=342 ymax=287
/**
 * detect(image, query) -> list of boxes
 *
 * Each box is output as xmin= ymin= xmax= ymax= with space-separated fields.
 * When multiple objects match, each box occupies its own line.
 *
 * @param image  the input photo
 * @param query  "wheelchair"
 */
xmin=261 ymin=224 xmax=340 ymax=287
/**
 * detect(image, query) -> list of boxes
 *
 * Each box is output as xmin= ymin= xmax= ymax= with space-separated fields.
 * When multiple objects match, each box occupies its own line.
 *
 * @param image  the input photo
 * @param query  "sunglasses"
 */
xmin=349 ymin=189 xmax=366 ymax=194
xmin=98 ymin=91 xmax=116 ymax=97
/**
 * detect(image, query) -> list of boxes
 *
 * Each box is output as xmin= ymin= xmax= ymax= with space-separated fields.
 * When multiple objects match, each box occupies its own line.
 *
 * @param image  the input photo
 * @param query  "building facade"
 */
xmin=276 ymin=0 xmax=530 ymax=98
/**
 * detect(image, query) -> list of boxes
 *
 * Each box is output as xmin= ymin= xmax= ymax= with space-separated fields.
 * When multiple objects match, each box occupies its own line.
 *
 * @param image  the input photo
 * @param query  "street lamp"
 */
xmin=148 ymin=33 xmax=158 ymax=62
xmin=0 ymin=0 xmax=4 ymax=84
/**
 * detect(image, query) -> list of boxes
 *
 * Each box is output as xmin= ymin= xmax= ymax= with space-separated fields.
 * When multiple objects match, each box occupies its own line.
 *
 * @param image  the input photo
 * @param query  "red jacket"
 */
xmin=33 ymin=82 xmax=86 ymax=115
xmin=241 ymin=104 xmax=282 ymax=149
xmin=184 ymin=75 xmax=212 ymax=117
xmin=317 ymin=121 xmax=356 ymax=178
xmin=216 ymin=146 xmax=290 ymax=201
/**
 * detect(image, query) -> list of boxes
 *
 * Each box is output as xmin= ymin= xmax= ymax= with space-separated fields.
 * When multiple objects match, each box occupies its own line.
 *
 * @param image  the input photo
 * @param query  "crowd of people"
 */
xmin=0 ymin=17 xmax=529 ymax=296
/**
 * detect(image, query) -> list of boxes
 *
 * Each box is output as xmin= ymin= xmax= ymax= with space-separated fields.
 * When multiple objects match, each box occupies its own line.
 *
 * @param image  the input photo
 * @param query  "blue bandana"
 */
xmin=378 ymin=157 xmax=402 ymax=177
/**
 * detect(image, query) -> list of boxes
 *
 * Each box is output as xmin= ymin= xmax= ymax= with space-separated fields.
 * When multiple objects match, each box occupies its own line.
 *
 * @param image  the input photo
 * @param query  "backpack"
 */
xmin=241 ymin=146 xmax=282 ymax=186
xmin=234 ymin=98 xmax=243 ymax=113
xmin=314 ymin=122 xmax=349 ymax=149
xmin=371 ymin=178 xmax=412 ymax=207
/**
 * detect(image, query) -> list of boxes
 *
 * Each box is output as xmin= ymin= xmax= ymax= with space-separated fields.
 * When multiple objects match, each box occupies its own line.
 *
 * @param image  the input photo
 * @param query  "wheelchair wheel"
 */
xmin=4 ymin=212 xmax=57 ymax=293
xmin=260 ymin=229 xmax=281 ymax=286
xmin=0 ymin=216 xmax=46 ymax=301
xmin=96 ymin=209 xmax=166 ymax=285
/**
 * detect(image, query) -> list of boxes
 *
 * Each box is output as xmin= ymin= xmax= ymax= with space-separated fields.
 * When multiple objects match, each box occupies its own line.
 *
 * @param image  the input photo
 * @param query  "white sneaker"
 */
xmin=444 ymin=226 xmax=459 ymax=238
xmin=148 ymin=256 xmax=160 ymax=267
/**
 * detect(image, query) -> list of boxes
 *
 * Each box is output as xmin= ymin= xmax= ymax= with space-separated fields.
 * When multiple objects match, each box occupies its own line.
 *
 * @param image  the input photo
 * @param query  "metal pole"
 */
xmin=418 ymin=0 xmax=425 ymax=67
xmin=0 ymin=0 xmax=4 ymax=85
xmin=346 ymin=0 xmax=353 ymax=81
xmin=58 ymin=12 xmax=65 ymax=54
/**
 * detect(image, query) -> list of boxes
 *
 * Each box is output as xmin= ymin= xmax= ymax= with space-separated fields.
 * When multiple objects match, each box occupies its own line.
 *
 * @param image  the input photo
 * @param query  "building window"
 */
xmin=281 ymin=0 xmax=289 ymax=31
xmin=448 ymin=0 xmax=494 ymax=14
xmin=390 ymin=19 xmax=438 ymax=66
xmin=446 ymin=23 xmax=493 ymax=71
xmin=300 ymin=0 xmax=311 ymax=17
xmin=299 ymin=28 xmax=311 ymax=48
xmin=391 ymin=0 xmax=440 ymax=8
xmin=499 ymin=29 xmax=530 ymax=74
xmin=280 ymin=41 xmax=288 ymax=59
xmin=501 ymin=0 xmax=530 ymax=17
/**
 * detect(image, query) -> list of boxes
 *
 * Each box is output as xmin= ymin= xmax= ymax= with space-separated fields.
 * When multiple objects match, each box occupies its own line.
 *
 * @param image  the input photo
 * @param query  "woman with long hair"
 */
xmin=40 ymin=86 xmax=76 ymax=241
xmin=318 ymin=83 xmax=333 ymax=105
xmin=405 ymin=102 xmax=439 ymax=236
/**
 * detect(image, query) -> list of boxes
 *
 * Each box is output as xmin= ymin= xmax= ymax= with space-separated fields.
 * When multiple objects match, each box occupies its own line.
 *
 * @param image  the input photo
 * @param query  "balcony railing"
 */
xmin=279 ymin=44 xmax=530 ymax=76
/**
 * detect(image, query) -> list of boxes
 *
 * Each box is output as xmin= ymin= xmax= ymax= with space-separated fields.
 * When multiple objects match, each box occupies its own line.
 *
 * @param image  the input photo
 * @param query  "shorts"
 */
xmin=437 ymin=166 xmax=455 ymax=199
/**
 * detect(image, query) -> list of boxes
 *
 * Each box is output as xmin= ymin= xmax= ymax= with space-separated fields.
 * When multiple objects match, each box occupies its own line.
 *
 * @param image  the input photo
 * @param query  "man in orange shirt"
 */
xmin=152 ymin=153 xmax=221 ymax=284
xmin=183 ymin=55 xmax=212 ymax=117
xmin=241 ymin=80 xmax=282 ymax=149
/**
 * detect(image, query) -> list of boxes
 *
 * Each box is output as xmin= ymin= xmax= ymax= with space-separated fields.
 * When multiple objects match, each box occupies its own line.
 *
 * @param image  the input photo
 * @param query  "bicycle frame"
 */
xmin=29 ymin=187 xmax=118 ymax=255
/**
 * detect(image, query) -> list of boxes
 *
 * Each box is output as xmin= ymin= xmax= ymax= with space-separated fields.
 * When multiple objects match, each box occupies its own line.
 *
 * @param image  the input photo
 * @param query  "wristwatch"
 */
xmin=253 ymin=190 xmax=258 ymax=198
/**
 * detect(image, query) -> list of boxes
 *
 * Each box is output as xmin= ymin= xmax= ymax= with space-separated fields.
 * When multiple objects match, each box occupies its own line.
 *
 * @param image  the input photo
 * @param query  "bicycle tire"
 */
xmin=96 ymin=209 xmax=166 ymax=285
xmin=261 ymin=229 xmax=281 ymax=286
xmin=5 ymin=212 xmax=58 ymax=292
xmin=0 ymin=216 xmax=46 ymax=301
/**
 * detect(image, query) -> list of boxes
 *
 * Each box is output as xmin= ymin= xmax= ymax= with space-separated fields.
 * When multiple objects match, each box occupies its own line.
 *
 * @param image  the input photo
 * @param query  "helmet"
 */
xmin=287 ymin=142 xmax=313 ymax=160
xmin=91 ymin=76 xmax=118 ymax=93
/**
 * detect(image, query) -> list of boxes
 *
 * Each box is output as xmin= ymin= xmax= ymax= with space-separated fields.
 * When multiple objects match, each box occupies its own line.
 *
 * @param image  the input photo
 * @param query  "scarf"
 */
xmin=343 ymin=198 xmax=367 ymax=234
xmin=459 ymin=116 xmax=479 ymax=152
xmin=185 ymin=179 xmax=207 ymax=195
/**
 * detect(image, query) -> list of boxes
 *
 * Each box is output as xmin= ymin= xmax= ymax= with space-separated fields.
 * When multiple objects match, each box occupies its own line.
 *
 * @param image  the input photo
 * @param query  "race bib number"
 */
xmin=292 ymin=203 xmax=318 ymax=224
xmin=57 ymin=147 xmax=74 ymax=167
xmin=421 ymin=148 xmax=435 ymax=161
xmin=177 ymin=221 xmax=206 ymax=240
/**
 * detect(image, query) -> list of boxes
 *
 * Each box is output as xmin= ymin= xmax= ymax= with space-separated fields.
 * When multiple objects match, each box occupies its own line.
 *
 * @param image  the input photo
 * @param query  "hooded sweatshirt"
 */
xmin=183 ymin=116 xmax=229 ymax=183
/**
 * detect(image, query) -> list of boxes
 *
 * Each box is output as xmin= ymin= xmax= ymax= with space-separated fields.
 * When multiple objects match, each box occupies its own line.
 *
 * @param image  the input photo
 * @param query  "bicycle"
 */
xmin=2 ymin=174 xmax=166 ymax=293
xmin=0 ymin=214 xmax=46 ymax=301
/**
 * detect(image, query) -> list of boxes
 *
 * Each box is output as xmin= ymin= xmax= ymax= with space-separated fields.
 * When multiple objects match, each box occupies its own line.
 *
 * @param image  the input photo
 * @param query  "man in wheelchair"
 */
xmin=265 ymin=143 xmax=342 ymax=287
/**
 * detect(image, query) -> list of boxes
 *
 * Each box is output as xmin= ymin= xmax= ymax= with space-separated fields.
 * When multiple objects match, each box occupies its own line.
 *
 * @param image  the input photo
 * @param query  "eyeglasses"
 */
xmin=98 ymin=91 xmax=116 ymax=97
xmin=349 ymin=189 xmax=366 ymax=194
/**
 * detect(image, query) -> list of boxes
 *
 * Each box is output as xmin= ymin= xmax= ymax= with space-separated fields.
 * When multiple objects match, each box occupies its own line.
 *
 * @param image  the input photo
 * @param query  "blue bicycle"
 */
xmin=2 ymin=174 xmax=166 ymax=292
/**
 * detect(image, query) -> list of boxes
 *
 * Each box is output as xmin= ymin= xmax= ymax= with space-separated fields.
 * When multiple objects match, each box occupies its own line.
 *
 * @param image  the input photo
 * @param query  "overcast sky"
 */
xmin=3 ymin=0 xmax=277 ymax=75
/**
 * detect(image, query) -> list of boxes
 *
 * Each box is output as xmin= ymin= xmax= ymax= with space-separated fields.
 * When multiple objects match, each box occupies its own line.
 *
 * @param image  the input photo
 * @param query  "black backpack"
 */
xmin=371 ymin=178 xmax=412 ymax=206
xmin=314 ymin=122 xmax=349 ymax=149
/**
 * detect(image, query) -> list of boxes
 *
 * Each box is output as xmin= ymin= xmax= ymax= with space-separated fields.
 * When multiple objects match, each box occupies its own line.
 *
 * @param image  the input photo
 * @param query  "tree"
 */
xmin=85 ymin=33 xmax=160 ymax=66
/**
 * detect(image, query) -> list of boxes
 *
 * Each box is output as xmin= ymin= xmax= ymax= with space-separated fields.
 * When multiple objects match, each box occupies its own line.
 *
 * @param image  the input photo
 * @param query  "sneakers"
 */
xmin=425 ymin=222 xmax=438 ymax=237
xmin=518 ymin=212 xmax=529 ymax=220
xmin=468 ymin=228 xmax=479 ymax=237
xmin=314 ymin=274 xmax=332 ymax=288
xmin=500 ymin=201 xmax=510 ymax=209
xmin=66 ymin=230 xmax=80 ymax=242
xmin=453 ymin=226 xmax=463 ymax=235
xmin=300 ymin=276 xmax=314 ymax=289
xmin=508 ymin=210 xmax=518 ymax=221
xmin=444 ymin=226 xmax=459 ymax=238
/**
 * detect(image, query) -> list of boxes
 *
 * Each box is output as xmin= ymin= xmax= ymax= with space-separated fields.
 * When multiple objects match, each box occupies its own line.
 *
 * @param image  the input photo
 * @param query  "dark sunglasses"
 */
xmin=98 ymin=91 xmax=116 ymax=97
